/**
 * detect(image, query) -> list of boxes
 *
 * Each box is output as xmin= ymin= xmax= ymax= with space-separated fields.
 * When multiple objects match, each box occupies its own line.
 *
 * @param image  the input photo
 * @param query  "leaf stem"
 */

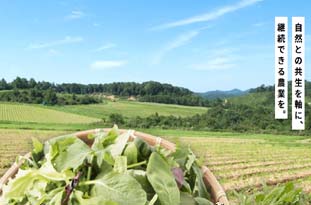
xmin=127 ymin=160 xmax=147 ymax=169
xmin=87 ymin=166 xmax=92 ymax=181
xmin=79 ymin=180 xmax=94 ymax=186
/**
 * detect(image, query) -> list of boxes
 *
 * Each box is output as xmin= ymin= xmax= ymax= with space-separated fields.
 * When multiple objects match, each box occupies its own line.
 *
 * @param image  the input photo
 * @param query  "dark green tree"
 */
xmin=44 ymin=89 xmax=57 ymax=105
xmin=0 ymin=79 xmax=8 ymax=90
xmin=108 ymin=113 xmax=125 ymax=125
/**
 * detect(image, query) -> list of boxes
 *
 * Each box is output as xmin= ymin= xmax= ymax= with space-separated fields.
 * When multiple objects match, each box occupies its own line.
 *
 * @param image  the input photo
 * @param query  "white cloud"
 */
xmin=152 ymin=30 xmax=200 ymax=64
xmin=28 ymin=36 xmax=83 ymax=49
xmin=66 ymin=10 xmax=85 ymax=20
xmin=93 ymin=43 xmax=116 ymax=52
xmin=166 ymin=31 xmax=199 ymax=50
xmin=152 ymin=0 xmax=263 ymax=30
xmin=191 ymin=47 xmax=239 ymax=71
xmin=47 ymin=49 xmax=60 ymax=56
xmin=192 ymin=57 xmax=237 ymax=71
xmin=90 ymin=60 xmax=127 ymax=70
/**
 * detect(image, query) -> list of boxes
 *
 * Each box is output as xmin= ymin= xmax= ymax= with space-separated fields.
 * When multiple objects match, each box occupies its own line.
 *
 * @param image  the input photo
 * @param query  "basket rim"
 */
xmin=0 ymin=128 xmax=229 ymax=204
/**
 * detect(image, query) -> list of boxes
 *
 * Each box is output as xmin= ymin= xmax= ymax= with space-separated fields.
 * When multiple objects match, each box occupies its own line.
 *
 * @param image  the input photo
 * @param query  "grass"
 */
xmin=0 ymin=103 xmax=100 ymax=124
xmin=142 ymin=128 xmax=309 ymax=143
xmin=50 ymin=100 xmax=208 ymax=119
xmin=0 ymin=121 xmax=102 ymax=131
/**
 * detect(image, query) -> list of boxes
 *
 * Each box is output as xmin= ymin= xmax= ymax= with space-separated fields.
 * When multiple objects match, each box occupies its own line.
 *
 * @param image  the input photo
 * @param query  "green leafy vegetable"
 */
xmin=46 ymin=135 xmax=92 ymax=172
xmin=113 ymin=156 xmax=127 ymax=173
xmin=123 ymin=141 xmax=138 ymax=165
xmin=0 ymin=127 xmax=213 ymax=205
xmin=83 ymin=172 xmax=147 ymax=205
xmin=147 ymin=152 xmax=180 ymax=205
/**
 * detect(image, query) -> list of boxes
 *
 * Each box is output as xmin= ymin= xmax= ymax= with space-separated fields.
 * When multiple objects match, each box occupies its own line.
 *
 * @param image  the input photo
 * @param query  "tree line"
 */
xmin=107 ymin=103 xmax=311 ymax=134
xmin=0 ymin=77 xmax=192 ymax=95
xmin=0 ymin=89 xmax=100 ymax=105
xmin=0 ymin=77 xmax=211 ymax=107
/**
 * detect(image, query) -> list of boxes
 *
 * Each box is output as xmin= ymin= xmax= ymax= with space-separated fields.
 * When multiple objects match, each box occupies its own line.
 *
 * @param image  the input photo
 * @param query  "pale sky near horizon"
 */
xmin=0 ymin=0 xmax=310 ymax=92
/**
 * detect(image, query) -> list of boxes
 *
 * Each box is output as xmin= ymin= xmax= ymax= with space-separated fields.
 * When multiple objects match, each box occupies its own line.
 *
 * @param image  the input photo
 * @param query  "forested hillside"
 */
xmin=112 ymin=83 xmax=311 ymax=134
xmin=198 ymin=89 xmax=247 ymax=99
xmin=0 ymin=77 xmax=210 ymax=106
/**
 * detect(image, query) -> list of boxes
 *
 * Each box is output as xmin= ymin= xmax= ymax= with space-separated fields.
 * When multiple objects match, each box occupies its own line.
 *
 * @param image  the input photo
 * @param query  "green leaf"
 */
xmin=26 ymin=180 xmax=48 ymax=205
xmin=102 ymin=125 xmax=119 ymax=147
xmin=108 ymin=132 xmax=130 ymax=158
xmin=3 ymin=170 xmax=44 ymax=201
xmin=32 ymin=137 xmax=44 ymax=164
xmin=113 ymin=156 xmax=127 ymax=173
xmin=103 ymin=151 xmax=115 ymax=165
xmin=192 ymin=165 xmax=210 ymax=199
xmin=91 ymin=132 xmax=116 ymax=167
xmin=147 ymin=152 xmax=180 ymax=205
xmin=91 ymin=129 xmax=119 ymax=167
xmin=44 ymin=134 xmax=76 ymax=155
xmin=96 ymin=159 xmax=113 ymax=179
xmin=47 ymin=189 xmax=64 ymax=205
xmin=135 ymin=138 xmax=152 ymax=161
xmin=127 ymin=170 xmax=155 ymax=200
xmin=85 ymin=172 xmax=147 ymax=205
xmin=72 ymin=190 xmax=116 ymax=205
xmin=39 ymin=155 xmax=74 ymax=182
xmin=2 ymin=158 xmax=71 ymax=202
xmin=32 ymin=137 xmax=43 ymax=154
xmin=47 ymin=135 xmax=92 ymax=172
xmin=124 ymin=141 xmax=138 ymax=165
xmin=194 ymin=197 xmax=213 ymax=205
xmin=180 ymin=192 xmax=196 ymax=205
xmin=185 ymin=149 xmax=196 ymax=171
xmin=91 ymin=126 xmax=119 ymax=152
xmin=171 ymin=146 xmax=190 ymax=169
xmin=91 ymin=132 xmax=107 ymax=167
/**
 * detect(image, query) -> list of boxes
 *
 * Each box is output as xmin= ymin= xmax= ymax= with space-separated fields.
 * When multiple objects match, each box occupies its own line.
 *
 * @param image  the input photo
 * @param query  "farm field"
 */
xmin=51 ymin=100 xmax=208 ymax=119
xmin=0 ymin=129 xmax=66 ymax=177
xmin=0 ymin=103 xmax=100 ymax=124
xmin=0 ymin=128 xmax=310 ymax=203
xmin=171 ymin=135 xmax=311 ymax=203
xmin=0 ymin=101 xmax=208 ymax=130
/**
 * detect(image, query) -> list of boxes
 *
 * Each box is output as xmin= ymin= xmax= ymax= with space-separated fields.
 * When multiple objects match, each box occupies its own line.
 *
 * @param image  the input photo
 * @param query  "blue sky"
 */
xmin=0 ymin=0 xmax=310 ymax=92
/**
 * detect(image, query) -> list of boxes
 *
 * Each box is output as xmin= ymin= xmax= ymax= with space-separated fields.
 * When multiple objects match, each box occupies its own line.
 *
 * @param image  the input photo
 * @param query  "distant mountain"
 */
xmin=198 ymin=89 xmax=248 ymax=99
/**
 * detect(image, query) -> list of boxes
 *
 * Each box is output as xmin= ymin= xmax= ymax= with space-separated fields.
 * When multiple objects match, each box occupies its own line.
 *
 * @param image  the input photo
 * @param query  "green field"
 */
xmin=0 ymin=101 xmax=208 ymax=130
xmin=0 ymin=129 xmax=310 ymax=203
xmin=0 ymin=103 xmax=100 ymax=124
xmin=51 ymin=100 xmax=208 ymax=119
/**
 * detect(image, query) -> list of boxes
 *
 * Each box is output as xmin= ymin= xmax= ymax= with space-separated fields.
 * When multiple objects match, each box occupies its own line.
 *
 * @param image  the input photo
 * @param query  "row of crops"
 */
xmin=0 ymin=129 xmax=66 ymax=176
xmin=175 ymin=136 xmax=311 ymax=202
xmin=0 ymin=102 xmax=208 ymax=126
xmin=0 ymin=103 xmax=100 ymax=124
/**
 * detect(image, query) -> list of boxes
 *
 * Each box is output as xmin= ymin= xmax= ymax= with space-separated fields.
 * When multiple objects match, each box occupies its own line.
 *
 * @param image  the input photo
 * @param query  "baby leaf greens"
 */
xmin=147 ymin=152 xmax=180 ymax=205
xmin=1 ymin=126 xmax=212 ymax=205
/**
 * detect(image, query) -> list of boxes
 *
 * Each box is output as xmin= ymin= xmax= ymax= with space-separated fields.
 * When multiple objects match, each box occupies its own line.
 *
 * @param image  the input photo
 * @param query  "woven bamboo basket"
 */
xmin=0 ymin=128 xmax=229 ymax=205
